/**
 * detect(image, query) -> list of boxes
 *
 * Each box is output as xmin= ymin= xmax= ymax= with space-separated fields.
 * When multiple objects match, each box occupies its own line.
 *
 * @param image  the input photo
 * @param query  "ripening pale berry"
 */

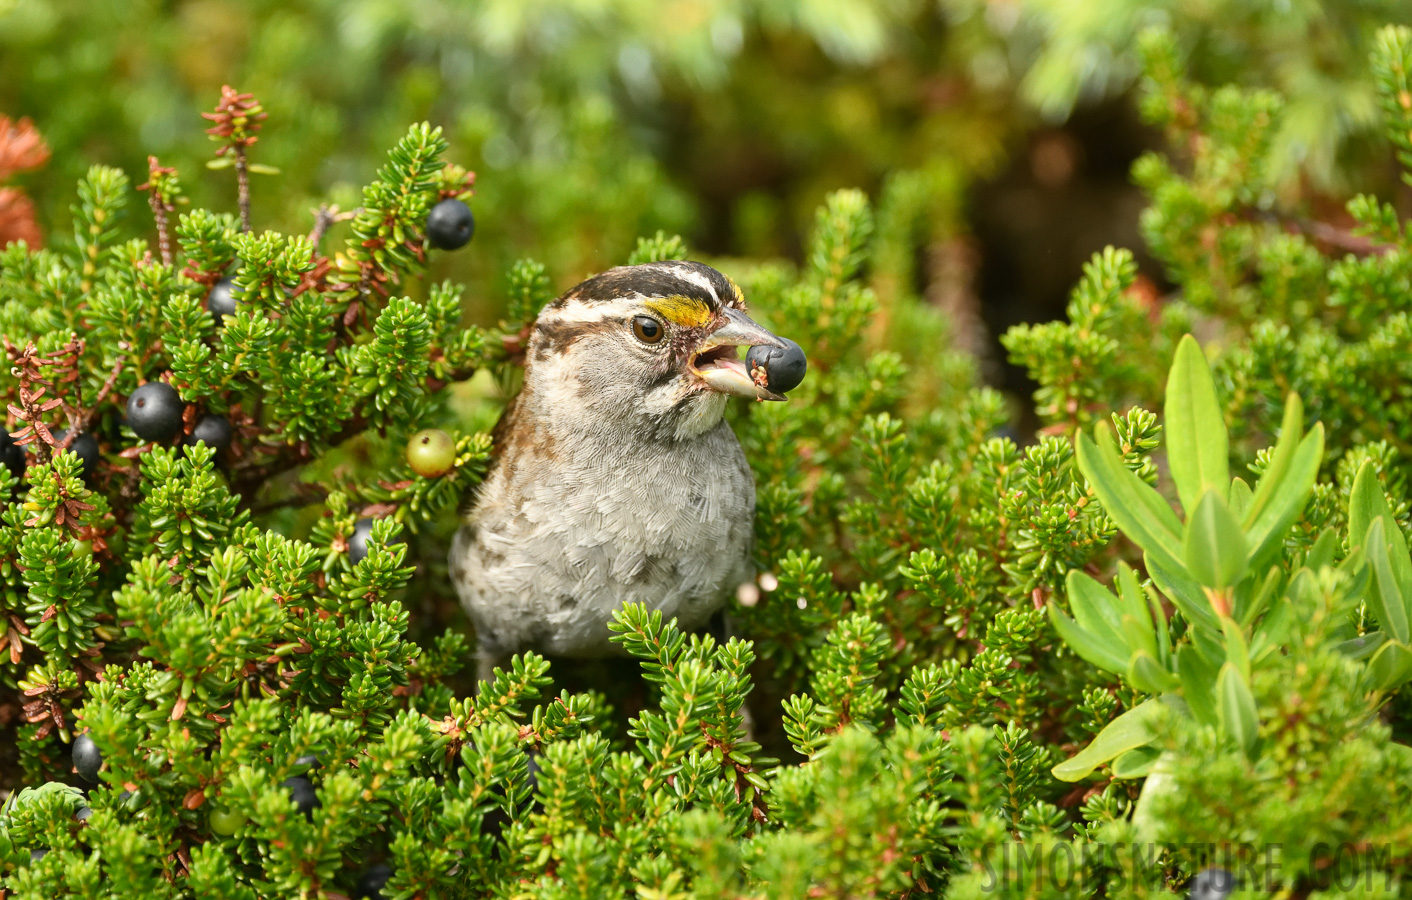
xmin=190 ymin=414 xmax=234 ymax=454
xmin=746 ymin=337 xmax=808 ymax=395
xmin=426 ymin=198 xmax=475 ymax=250
xmin=126 ymin=382 xmax=184 ymax=443
xmin=406 ymin=428 xmax=456 ymax=477
xmin=208 ymin=808 xmax=246 ymax=836
xmin=73 ymin=733 xmax=103 ymax=782
xmin=208 ymin=278 xmax=238 ymax=324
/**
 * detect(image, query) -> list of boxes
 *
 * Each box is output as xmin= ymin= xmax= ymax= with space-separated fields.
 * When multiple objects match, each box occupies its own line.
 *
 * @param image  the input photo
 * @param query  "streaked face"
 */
xmin=527 ymin=261 xmax=789 ymax=441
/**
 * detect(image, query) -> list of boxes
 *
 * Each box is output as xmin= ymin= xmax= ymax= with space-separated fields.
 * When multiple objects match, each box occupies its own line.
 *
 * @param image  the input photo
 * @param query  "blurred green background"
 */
xmin=3 ymin=0 xmax=1410 ymax=404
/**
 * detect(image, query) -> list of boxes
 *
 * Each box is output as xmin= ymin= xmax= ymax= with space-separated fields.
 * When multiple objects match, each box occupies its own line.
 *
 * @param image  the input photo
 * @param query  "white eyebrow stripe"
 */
xmin=541 ymin=298 xmax=634 ymax=324
xmin=666 ymin=265 xmax=720 ymax=304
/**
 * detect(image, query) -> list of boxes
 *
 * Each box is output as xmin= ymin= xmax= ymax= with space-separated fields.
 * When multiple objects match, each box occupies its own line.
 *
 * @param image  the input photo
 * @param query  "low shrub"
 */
xmin=2 ymin=23 xmax=1412 ymax=900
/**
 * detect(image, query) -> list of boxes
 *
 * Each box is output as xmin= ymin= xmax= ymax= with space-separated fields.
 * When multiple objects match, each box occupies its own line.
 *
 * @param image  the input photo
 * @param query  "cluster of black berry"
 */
xmin=71 ymin=737 xmax=393 ymax=896
xmin=125 ymin=382 xmax=233 ymax=454
xmin=4 ymin=197 xmax=477 ymax=487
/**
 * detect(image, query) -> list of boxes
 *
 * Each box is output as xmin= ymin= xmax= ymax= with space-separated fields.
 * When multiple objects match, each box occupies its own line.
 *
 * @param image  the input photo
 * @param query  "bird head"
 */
xmin=524 ymin=261 xmax=793 ymax=442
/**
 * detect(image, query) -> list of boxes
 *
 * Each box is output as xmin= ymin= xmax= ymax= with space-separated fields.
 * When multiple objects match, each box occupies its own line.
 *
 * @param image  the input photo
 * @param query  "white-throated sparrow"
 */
xmin=451 ymin=261 xmax=802 ymax=675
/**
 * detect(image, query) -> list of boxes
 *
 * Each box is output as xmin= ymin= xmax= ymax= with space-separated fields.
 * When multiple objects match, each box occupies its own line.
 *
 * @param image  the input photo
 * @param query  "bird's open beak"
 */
xmin=689 ymin=308 xmax=788 ymax=401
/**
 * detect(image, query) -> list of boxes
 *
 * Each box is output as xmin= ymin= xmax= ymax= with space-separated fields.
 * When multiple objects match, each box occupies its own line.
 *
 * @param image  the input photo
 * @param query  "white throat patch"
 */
xmin=674 ymin=391 xmax=729 ymax=440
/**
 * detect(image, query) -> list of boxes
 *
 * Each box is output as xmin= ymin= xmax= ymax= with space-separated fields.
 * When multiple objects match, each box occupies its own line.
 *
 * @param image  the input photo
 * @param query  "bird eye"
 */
xmin=632 ymin=316 xmax=664 ymax=344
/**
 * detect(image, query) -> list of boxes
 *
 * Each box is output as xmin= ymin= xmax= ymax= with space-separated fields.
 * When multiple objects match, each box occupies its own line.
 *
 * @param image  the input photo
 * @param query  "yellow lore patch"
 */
xmin=644 ymin=295 xmax=714 ymax=328
xmin=726 ymin=276 xmax=745 ymax=308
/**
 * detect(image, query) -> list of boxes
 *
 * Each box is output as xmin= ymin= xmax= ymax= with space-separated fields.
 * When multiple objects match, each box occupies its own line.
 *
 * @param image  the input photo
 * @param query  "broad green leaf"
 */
xmin=1145 ymin=582 xmax=1172 ymax=664
xmin=1176 ymin=644 xmax=1219 ymax=727
xmin=1368 ymin=640 xmax=1412 ymax=691
xmin=1114 ymin=562 xmax=1148 ymax=622
xmin=1111 ymin=745 xmax=1162 ymax=779
xmin=1127 ymin=651 xmax=1180 ymax=693
xmin=1049 ymin=603 xmax=1128 ymax=675
xmin=1131 ymin=752 xmax=1179 ymax=841
xmin=1245 ymin=425 xmax=1323 ymax=572
xmin=1228 ymin=477 xmax=1252 ymax=521
xmin=1052 ymin=699 xmax=1161 ymax=782
xmin=1350 ymin=465 xmax=1412 ymax=638
xmin=1221 ymin=617 xmax=1250 ymax=681
xmin=1303 ymin=527 xmax=1339 ymax=573
xmin=1115 ymin=564 xmax=1159 ymax=660
xmin=1164 ymin=335 xmax=1230 ymax=517
xmin=1236 ymin=568 xmax=1282 ymax=630
xmin=1077 ymin=427 xmax=1185 ymax=573
xmin=1365 ymin=518 xmax=1410 ymax=644
xmin=1147 ymin=552 xmax=1218 ymax=633
xmin=1256 ymin=583 xmax=1297 ymax=650
xmin=1242 ymin=392 xmax=1304 ymax=529
xmin=1183 ymin=490 xmax=1248 ymax=590
xmin=1217 ymin=663 xmax=1258 ymax=757
xmin=1334 ymin=631 xmax=1387 ymax=661
xmin=1067 ymin=569 xmax=1128 ymax=650
xmin=1349 ymin=460 xmax=1394 ymax=556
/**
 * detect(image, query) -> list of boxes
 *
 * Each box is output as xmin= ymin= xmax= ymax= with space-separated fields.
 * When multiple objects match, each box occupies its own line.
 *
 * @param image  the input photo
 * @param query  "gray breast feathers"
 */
xmin=451 ymin=419 xmax=755 ymax=658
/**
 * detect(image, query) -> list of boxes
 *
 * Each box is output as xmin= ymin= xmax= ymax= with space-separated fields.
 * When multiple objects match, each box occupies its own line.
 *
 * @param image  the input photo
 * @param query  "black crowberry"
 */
xmin=426 ymin=198 xmax=475 ymax=250
xmin=126 ymin=382 xmax=184 ymax=443
xmin=746 ymin=336 xmax=808 ymax=395
xmin=355 ymin=863 xmax=393 ymax=899
xmin=73 ymin=732 xmax=103 ymax=782
xmin=190 ymin=414 xmax=233 ymax=454
xmin=0 ymin=430 xmax=26 ymax=479
xmin=52 ymin=429 xmax=99 ymax=479
xmin=208 ymin=279 xmax=238 ymax=325
xmin=346 ymin=517 xmax=404 ymax=564
xmin=348 ymin=518 xmax=375 ymax=564
xmin=281 ymin=776 xmax=320 ymax=821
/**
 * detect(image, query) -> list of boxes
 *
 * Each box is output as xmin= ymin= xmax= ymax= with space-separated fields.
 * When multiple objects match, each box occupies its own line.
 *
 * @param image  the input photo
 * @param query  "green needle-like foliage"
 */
xmin=7 ymin=28 xmax=1412 ymax=898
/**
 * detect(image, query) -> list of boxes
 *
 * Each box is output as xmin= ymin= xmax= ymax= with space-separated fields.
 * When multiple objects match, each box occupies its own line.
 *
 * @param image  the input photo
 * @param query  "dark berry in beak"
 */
xmin=746 ymin=337 xmax=807 ymax=395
